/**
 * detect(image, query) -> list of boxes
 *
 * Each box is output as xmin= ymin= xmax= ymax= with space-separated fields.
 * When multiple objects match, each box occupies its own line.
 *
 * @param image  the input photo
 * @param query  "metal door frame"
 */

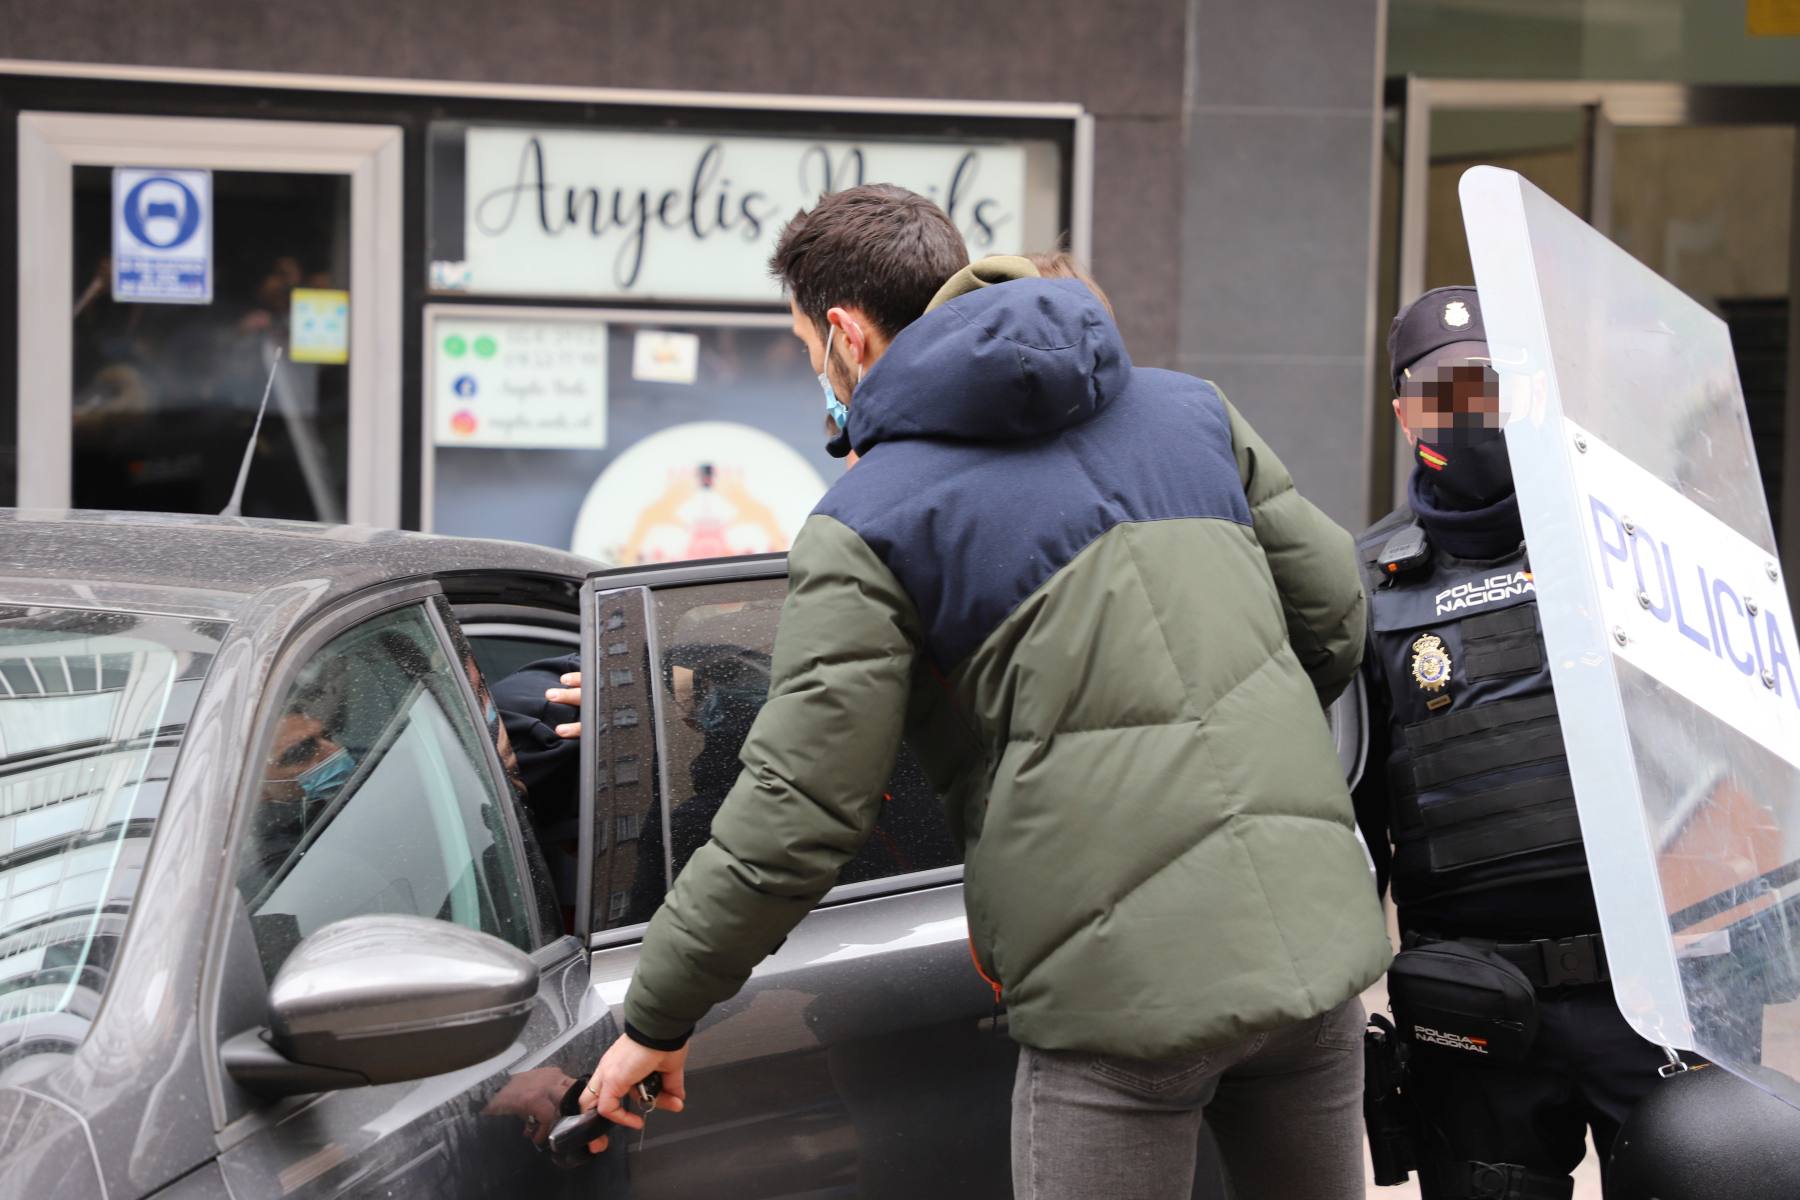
xmin=17 ymin=112 xmax=404 ymax=526
xmin=1388 ymin=79 xmax=1800 ymax=606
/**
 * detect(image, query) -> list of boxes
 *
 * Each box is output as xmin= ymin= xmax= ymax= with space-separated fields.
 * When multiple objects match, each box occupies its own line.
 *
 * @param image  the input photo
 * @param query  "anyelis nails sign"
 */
xmin=458 ymin=127 xmax=1035 ymax=303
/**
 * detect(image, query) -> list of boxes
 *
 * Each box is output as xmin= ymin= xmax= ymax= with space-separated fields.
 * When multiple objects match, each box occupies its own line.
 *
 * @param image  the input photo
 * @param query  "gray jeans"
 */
xmin=1011 ymin=998 xmax=1367 ymax=1200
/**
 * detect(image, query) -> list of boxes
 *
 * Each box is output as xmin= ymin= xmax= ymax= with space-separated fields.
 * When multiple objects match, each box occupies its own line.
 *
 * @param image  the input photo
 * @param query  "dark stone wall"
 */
xmin=0 ymin=0 xmax=1188 ymax=366
xmin=1 ymin=0 xmax=1386 ymax=524
xmin=1174 ymin=0 xmax=1387 ymax=527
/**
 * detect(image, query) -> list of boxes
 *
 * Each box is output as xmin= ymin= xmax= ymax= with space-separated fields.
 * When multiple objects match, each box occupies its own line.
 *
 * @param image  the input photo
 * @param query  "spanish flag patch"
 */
xmin=1419 ymin=445 xmax=1448 ymax=471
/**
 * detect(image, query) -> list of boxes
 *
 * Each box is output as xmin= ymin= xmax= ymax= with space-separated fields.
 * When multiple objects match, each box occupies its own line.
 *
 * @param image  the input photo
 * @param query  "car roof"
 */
xmin=0 ymin=509 xmax=597 ymax=622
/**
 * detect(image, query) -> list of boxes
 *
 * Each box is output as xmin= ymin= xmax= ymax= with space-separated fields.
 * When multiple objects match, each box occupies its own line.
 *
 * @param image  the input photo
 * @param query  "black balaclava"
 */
xmin=1411 ymin=362 xmax=1513 ymax=510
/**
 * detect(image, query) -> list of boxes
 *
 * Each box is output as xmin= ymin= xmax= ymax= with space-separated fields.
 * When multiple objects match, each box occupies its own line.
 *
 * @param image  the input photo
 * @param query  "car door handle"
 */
xmin=547 ymin=1108 xmax=612 ymax=1159
xmin=546 ymin=1073 xmax=662 ymax=1160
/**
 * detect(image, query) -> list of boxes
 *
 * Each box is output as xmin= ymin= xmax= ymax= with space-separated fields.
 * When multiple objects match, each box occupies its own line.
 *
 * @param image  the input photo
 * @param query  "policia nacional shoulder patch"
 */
xmin=1411 ymin=633 xmax=1453 ymax=704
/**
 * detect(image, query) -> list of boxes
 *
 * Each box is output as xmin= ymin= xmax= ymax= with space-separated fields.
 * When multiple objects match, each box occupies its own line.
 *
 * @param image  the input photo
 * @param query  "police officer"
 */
xmin=1354 ymin=286 xmax=1671 ymax=1200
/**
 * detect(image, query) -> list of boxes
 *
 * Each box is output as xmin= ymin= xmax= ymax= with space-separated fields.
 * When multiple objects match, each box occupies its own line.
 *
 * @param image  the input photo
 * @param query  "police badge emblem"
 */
xmin=1443 ymin=300 xmax=1471 ymax=329
xmin=1411 ymin=633 xmax=1452 ymax=692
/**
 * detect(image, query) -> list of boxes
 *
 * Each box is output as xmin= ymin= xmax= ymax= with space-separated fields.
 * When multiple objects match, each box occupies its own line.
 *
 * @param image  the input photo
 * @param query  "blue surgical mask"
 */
xmin=295 ymin=747 xmax=355 ymax=807
xmin=818 ymin=326 xmax=852 ymax=433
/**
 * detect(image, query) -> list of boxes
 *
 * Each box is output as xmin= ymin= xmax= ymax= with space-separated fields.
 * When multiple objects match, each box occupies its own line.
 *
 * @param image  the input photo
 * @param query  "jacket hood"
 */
xmin=846 ymin=265 xmax=1132 ymax=453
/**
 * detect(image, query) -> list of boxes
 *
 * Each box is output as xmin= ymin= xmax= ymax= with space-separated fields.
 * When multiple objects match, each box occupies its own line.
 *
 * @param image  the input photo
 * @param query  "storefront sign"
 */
xmin=570 ymin=421 xmax=827 ymax=564
xmin=459 ymin=128 xmax=1029 ymax=302
xmin=432 ymin=314 xmax=608 ymax=449
xmin=112 ymin=167 xmax=212 ymax=304
xmin=289 ymin=288 xmax=350 ymax=364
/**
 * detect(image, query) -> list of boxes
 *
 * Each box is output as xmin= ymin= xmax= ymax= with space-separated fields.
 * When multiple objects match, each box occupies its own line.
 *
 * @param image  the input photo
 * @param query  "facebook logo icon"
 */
xmin=113 ymin=167 xmax=213 ymax=304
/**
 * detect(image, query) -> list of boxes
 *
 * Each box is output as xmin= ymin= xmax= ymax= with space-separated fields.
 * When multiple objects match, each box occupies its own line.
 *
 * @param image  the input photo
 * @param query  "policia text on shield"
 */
xmin=1352 ymin=287 xmax=1678 ymax=1200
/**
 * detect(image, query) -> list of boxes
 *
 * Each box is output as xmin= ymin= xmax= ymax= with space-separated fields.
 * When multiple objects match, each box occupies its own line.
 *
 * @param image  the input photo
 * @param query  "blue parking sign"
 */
xmin=113 ymin=168 xmax=213 ymax=304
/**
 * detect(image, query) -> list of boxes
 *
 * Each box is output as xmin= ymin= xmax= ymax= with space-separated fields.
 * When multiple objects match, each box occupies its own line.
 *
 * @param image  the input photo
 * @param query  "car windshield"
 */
xmin=0 ymin=605 xmax=221 ymax=1059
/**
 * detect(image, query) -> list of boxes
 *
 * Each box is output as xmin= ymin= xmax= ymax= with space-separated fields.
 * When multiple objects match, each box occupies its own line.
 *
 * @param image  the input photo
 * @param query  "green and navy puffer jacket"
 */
xmin=624 ymin=259 xmax=1391 ymax=1059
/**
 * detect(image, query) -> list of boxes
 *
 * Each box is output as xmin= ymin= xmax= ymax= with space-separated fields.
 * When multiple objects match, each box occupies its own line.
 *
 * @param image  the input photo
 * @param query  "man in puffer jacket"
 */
xmin=582 ymin=185 xmax=1391 ymax=1199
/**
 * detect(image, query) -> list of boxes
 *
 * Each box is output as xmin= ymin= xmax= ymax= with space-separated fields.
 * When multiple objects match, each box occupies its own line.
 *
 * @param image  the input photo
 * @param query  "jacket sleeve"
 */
xmin=623 ymin=514 xmax=922 ymax=1044
xmin=1222 ymin=396 xmax=1367 ymax=706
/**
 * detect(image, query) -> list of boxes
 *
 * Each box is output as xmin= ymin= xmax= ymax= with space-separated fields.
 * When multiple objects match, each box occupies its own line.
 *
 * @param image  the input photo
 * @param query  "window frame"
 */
xmin=579 ymin=554 xmax=967 ymax=953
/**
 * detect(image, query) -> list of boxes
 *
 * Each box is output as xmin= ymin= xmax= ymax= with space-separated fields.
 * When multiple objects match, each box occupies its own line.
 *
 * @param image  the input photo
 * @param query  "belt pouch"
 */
xmin=1387 ymin=941 xmax=1539 ymax=1064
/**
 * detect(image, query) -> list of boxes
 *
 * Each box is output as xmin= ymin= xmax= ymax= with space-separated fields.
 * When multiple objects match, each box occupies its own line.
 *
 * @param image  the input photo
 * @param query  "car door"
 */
xmin=209 ymin=585 xmax=622 ymax=1200
xmin=577 ymin=558 xmax=1016 ymax=1200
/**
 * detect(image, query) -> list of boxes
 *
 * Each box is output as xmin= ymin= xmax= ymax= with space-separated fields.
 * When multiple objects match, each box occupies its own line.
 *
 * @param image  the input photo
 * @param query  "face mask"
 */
xmin=295 ymin=746 xmax=355 ymax=807
xmin=818 ymin=325 xmax=851 ymax=432
xmin=1416 ymin=415 xmax=1514 ymax=509
xmin=817 ymin=323 xmax=865 ymax=447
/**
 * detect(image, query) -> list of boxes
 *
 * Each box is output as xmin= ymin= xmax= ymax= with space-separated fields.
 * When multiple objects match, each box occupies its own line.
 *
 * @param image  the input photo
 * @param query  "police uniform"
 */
xmin=1354 ymin=287 xmax=1670 ymax=1200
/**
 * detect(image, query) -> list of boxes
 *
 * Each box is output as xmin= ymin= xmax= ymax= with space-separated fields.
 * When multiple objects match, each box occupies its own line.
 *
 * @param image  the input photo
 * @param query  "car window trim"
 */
xmin=426 ymin=597 xmax=558 ymax=952
xmin=576 ymin=584 xmax=600 ymax=941
xmin=459 ymin=621 xmax=581 ymax=647
xmin=453 ymin=600 xmax=580 ymax=632
xmin=198 ymin=580 xmax=442 ymax=1134
xmin=819 ymin=864 xmax=965 ymax=908
xmin=586 ymin=553 xmax=788 ymax=593
xmin=586 ymin=865 xmax=968 ymax=953
xmin=638 ymin=589 xmax=679 ymax=900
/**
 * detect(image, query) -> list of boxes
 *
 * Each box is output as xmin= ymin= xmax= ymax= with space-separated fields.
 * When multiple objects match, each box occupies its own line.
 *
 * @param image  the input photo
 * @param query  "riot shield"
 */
xmin=1461 ymin=166 xmax=1800 ymax=1108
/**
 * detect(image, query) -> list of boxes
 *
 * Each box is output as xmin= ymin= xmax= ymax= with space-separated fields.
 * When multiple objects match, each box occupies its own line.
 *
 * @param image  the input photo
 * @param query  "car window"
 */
xmin=600 ymin=578 xmax=960 ymax=929
xmin=0 ymin=606 xmax=223 ymax=1061
xmin=236 ymin=603 xmax=537 ymax=980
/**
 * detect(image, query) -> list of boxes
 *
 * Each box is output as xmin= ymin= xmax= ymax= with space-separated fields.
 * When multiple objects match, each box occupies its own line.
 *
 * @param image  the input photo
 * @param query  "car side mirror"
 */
xmin=223 ymin=913 xmax=537 ymax=1096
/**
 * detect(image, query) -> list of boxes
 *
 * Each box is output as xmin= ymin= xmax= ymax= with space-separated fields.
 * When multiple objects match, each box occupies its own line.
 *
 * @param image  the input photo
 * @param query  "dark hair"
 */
xmin=769 ymin=184 xmax=969 ymax=340
xmin=1024 ymin=250 xmax=1116 ymax=320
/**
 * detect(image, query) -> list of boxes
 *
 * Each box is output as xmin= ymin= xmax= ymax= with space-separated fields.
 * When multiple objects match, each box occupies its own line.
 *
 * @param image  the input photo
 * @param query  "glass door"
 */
xmin=1387 ymin=82 xmax=1800 ymax=618
xmin=18 ymin=114 xmax=403 ymax=526
xmin=1604 ymin=123 xmax=1796 ymax=546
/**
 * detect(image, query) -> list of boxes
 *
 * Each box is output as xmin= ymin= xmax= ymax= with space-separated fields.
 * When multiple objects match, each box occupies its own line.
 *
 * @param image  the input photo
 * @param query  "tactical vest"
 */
xmin=1359 ymin=516 xmax=1590 ymax=910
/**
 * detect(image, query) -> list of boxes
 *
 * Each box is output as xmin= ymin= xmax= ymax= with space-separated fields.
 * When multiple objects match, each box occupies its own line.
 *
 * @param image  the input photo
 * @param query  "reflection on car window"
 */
xmin=622 ymin=580 xmax=960 ymax=925
xmin=588 ymin=592 xmax=663 ymax=934
xmin=0 ymin=606 xmax=222 ymax=1061
xmin=237 ymin=605 xmax=535 ymax=980
xmin=435 ymin=599 xmax=562 ymax=945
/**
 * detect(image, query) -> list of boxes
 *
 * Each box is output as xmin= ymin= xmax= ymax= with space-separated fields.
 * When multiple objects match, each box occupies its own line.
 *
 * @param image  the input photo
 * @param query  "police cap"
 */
xmin=1388 ymin=285 xmax=1486 ymax=394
